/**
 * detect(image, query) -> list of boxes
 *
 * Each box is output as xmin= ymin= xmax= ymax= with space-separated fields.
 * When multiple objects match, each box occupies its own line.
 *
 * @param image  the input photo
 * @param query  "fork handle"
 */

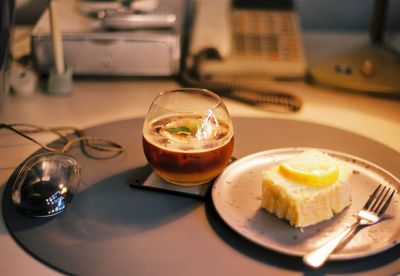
xmin=303 ymin=223 xmax=358 ymax=268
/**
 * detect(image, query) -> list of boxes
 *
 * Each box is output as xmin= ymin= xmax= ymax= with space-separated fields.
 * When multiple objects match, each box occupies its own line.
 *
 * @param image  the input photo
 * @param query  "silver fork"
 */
xmin=303 ymin=184 xmax=396 ymax=268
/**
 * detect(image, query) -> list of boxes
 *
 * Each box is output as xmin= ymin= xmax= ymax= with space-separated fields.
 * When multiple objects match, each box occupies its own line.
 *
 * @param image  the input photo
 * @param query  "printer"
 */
xmin=31 ymin=0 xmax=186 ymax=76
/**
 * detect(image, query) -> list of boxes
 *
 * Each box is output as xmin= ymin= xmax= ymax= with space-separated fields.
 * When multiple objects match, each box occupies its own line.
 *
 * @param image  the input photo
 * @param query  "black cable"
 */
xmin=179 ymin=48 xmax=302 ymax=113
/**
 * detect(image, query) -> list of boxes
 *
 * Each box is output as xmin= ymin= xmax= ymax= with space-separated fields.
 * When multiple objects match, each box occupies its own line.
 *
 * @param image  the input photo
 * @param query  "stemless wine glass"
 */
xmin=142 ymin=88 xmax=234 ymax=186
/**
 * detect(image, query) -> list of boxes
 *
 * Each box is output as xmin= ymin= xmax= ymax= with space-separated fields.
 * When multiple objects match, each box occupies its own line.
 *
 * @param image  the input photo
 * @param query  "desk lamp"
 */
xmin=309 ymin=0 xmax=400 ymax=95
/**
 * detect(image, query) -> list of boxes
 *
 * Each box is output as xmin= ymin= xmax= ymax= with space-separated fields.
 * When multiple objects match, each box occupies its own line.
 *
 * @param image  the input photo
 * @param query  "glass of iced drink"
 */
xmin=142 ymin=88 xmax=234 ymax=185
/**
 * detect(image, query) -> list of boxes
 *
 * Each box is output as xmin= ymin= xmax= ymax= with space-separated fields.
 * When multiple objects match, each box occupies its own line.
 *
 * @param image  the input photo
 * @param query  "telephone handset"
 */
xmin=187 ymin=0 xmax=306 ymax=80
xmin=182 ymin=0 xmax=304 ymax=113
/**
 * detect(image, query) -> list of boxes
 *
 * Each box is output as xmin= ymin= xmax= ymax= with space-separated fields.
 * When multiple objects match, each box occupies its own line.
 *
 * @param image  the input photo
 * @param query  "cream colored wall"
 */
xmin=296 ymin=0 xmax=400 ymax=31
xmin=14 ymin=0 xmax=400 ymax=31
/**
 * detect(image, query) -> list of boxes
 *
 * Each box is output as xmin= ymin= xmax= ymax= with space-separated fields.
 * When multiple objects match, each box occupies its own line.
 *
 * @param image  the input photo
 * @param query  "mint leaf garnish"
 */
xmin=167 ymin=126 xmax=191 ymax=135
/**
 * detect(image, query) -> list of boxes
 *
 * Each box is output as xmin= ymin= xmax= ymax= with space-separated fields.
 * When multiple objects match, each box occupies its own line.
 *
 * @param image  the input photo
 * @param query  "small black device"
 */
xmin=0 ymin=0 xmax=15 ymax=108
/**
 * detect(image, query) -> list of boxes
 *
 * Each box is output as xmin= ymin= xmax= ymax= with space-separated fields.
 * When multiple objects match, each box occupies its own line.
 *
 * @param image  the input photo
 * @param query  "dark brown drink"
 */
xmin=143 ymin=114 xmax=234 ymax=185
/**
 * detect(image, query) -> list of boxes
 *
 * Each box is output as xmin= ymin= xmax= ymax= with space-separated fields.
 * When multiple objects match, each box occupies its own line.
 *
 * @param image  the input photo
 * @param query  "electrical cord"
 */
xmin=180 ymin=48 xmax=302 ymax=113
xmin=0 ymin=123 xmax=124 ymax=156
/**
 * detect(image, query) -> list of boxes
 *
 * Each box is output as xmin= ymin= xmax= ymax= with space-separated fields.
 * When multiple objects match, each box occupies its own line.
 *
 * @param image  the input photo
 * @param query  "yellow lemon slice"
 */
xmin=278 ymin=150 xmax=339 ymax=187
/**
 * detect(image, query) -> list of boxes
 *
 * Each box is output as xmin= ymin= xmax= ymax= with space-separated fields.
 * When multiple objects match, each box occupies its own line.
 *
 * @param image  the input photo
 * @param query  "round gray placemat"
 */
xmin=3 ymin=117 xmax=400 ymax=275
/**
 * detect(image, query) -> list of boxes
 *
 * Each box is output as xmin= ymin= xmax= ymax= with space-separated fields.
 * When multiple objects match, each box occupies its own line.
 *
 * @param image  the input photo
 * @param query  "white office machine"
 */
xmin=31 ymin=0 xmax=186 ymax=76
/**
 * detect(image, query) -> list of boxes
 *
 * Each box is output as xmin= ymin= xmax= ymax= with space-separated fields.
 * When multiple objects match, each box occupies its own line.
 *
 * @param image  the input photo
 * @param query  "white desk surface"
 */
xmin=0 ymin=30 xmax=399 ymax=275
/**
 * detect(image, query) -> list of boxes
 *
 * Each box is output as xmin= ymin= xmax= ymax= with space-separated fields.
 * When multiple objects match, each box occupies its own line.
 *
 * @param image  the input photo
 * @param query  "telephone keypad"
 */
xmin=232 ymin=10 xmax=302 ymax=62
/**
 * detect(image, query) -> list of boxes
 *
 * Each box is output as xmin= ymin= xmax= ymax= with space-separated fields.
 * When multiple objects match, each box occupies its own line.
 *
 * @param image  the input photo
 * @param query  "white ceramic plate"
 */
xmin=212 ymin=148 xmax=400 ymax=260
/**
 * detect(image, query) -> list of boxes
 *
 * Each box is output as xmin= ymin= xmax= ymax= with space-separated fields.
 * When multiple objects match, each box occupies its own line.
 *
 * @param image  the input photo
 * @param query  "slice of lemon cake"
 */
xmin=261 ymin=149 xmax=352 ymax=228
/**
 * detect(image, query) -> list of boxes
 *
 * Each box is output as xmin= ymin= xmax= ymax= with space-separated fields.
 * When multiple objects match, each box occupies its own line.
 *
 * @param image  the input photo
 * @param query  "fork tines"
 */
xmin=364 ymin=184 xmax=396 ymax=216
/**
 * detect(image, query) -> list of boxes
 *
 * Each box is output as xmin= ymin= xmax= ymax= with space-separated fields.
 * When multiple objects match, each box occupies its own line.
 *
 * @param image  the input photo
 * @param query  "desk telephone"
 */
xmin=187 ymin=0 xmax=306 ymax=79
xmin=182 ymin=0 xmax=304 ymax=113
